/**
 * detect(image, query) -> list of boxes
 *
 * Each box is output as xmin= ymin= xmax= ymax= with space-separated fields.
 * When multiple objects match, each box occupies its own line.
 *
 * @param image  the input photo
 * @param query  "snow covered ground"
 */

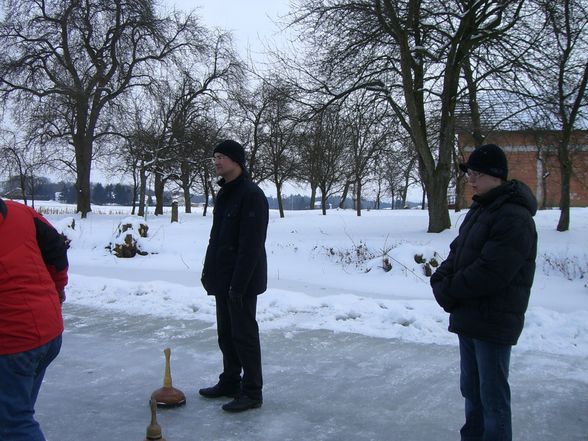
xmin=48 ymin=203 xmax=588 ymax=356
xmin=30 ymin=202 xmax=588 ymax=439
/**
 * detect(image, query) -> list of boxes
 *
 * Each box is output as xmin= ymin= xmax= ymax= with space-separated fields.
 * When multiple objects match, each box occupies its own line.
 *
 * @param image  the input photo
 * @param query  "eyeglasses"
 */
xmin=465 ymin=170 xmax=485 ymax=179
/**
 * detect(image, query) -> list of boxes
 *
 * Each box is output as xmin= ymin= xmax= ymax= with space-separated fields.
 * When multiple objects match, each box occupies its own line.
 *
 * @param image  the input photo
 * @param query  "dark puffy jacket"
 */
xmin=0 ymin=198 xmax=68 ymax=355
xmin=201 ymin=173 xmax=269 ymax=297
xmin=430 ymin=180 xmax=537 ymax=345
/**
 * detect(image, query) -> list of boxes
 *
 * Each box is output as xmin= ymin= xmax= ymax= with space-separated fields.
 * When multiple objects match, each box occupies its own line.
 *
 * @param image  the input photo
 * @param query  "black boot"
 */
xmin=222 ymin=395 xmax=263 ymax=412
xmin=199 ymin=383 xmax=240 ymax=399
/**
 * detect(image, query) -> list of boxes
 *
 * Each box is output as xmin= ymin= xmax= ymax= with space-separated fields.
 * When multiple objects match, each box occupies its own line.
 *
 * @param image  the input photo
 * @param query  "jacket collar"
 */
xmin=472 ymin=180 xmax=537 ymax=216
xmin=218 ymin=171 xmax=248 ymax=191
xmin=472 ymin=183 xmax=508 ymax=207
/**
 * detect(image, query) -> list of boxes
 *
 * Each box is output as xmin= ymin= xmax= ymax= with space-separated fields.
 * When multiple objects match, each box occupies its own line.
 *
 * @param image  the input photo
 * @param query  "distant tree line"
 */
xmin=0 ymin=176 xmax=139 ymax=206
xmin=1 ymin=0 xmax=586 ymax=231
xmin=0 ymin=174 xmax=419 ymax=211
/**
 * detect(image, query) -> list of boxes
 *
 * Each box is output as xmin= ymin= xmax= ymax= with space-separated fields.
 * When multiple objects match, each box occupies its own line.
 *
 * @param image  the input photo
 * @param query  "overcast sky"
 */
xmin=168 ymin=0 xmax=292 ymax=64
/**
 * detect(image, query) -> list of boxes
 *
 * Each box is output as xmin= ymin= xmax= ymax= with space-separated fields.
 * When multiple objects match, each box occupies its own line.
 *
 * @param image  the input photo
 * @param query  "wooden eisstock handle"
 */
xmin=144 ymin=398 xmax=165 ymax=441
xmin=150 ymin=398 xmax=157 ymax=426
xmin=163 ymin=348 xmax=172 ymax=388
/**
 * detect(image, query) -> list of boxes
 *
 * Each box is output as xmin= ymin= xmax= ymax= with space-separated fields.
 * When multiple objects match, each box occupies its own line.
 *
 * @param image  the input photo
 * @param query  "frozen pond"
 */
xmin=37 ymin=304 xmax=588 ymax=441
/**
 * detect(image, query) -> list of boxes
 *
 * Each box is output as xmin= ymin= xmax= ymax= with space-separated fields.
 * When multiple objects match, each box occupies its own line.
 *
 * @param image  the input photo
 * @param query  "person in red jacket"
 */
xmin=0 ymin=197 xmax=68 ymax=441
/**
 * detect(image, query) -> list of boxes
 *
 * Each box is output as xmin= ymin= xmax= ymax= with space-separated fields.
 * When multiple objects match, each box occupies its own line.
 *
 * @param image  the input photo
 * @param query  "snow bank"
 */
xmin=35 ymin=203 xmax=588 ymax=357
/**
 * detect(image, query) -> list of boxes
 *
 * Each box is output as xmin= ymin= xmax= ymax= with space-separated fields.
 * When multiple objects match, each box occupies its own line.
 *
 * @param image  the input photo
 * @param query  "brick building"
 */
xmin=458 ymin=130 xmax=588 ymax=208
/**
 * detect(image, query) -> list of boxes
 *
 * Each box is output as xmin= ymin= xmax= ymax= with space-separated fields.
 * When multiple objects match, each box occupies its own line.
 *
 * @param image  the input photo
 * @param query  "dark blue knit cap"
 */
xmin=214 ymin=140 xmax=246 ymax=170
xmin=459 ymin=144 xmax=508 ymax=180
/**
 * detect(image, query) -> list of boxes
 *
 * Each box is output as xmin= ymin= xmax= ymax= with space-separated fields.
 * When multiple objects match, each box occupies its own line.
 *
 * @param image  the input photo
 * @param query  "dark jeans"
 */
xmin=0 ymin=334 xmax=62 ymax=441
xmin=459 ymin=335 xmax=512 ymax=441
xmin=215 ymin=295 xmax=263 ymax=400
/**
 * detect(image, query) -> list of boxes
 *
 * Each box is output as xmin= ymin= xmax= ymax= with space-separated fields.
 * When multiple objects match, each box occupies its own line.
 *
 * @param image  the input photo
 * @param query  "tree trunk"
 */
xmin=138 ymin=169 xmax=147 ymax=217
xmin=183 ymin=184 xmax=192 ymax=214
xmin=309 ymin=184 xmax=317 ymax=209
xmin=131 ymin=171 xmax=138 ymax=215
xmin=74 ymin=138 xmax=92 ymax=218
xmin=463 ymin=56 xmax=485 ymax=146
xmin=339 ymin=181 xmax=350 ymax=209
xmin=455 ymin=176 xmax=466 ymax=211
xmin=30 ymin=175 xmax=36 ymax=209
xmin=154 ymin=172 xmax=164 ymax=216
xmin=204 ymin=180 xmax=217 ymax=217
xmin=374 ymin=182 xmax=381 ymax=209
xmin=180 ymin=160 xmax=192 ymax=213
xmin=321 ymin=190 xmax=328 ymax=215
xmin=276 ymin=181 xmax=285 ymax=218
xmin=540 ymin=152 xmax=549 ymax=210
xmin=425 ymin=178 xmax=451 ymax=232
xmin=355 ymin=181 xmax=362 ymax=217
xmin=171 ymin=201 xmax=178 ymax=223
xmin=19 ymin=174 xmax=28 ymax=206
xmin=203 ymin=184 xmax=210 ymax=217
xmin=557 ymin=141 xmax=572 ymax=231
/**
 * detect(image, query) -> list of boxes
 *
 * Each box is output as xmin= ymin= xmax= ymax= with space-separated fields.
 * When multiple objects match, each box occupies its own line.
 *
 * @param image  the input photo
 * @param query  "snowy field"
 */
xmin=27 ymin=201 xmax=588 ymax=440
xmin=42 ymin=202 xmax=588 ymax=358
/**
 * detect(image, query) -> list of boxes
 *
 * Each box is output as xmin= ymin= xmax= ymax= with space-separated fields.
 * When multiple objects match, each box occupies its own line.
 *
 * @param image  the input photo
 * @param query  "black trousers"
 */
xmin=215 ymin=294 xmax=263 ymax=400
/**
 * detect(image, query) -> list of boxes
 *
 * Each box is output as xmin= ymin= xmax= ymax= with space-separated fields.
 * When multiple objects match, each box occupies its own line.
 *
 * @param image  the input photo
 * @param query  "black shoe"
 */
xmin=199 ymin=383 xmax=240 ymax=399
xmin=222 ymin=395 xmax=263 ymax=412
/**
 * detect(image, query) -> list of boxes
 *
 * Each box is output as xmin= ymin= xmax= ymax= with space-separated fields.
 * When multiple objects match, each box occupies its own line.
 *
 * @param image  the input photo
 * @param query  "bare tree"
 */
xmin=255 ymin=81 xmax=302 ymax=218
xmin=381 ymin=137 xmax=419 ymax=209
xmin=177 ymin=114 xmax=227 ymax=216
xmin=0 ymin=128 xmax=55 ymax=207
xmin=294 ymin=124 xmax=321 ymax=210
xmin=342 ymin=92 xmax=393 ymax=216
xmin=297 ymin=105 xmax=349 ymax=214
xmin=231 ymin=83 xmax=278 ymax=185
xmin=288 ymin=0 xmax=526 ymax=231
xmin=161 ymin=32 xmax=243 ymax=212
xmin=520 ymin=0 xmax=588 ymax=231
xmin=0 ymin=0 xmax=208 ymax=217
xmin=452 ymin=5 xmax=548 ymax=211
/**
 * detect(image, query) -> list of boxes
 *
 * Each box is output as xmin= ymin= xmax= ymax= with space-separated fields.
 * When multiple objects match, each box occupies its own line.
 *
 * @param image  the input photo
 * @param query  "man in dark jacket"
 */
xmin=199 ymin=140 xmax=269 ymax=412
xmin=0 ymin=197 xmax=68 ymax=441
xmin=430 ymin=144 xmax=537 ymax=441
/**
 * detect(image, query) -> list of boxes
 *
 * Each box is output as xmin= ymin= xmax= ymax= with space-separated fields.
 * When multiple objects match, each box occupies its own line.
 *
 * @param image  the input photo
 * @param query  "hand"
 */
xmin=228 ymin=290 xmax=243 ymax=308
xmin=58 ymin=289 xmax=66 ymax=304
xmin=429 ymin=269 xmax=444 ymax=284
xmin=432 ymin=277 xmax=456 ymax=313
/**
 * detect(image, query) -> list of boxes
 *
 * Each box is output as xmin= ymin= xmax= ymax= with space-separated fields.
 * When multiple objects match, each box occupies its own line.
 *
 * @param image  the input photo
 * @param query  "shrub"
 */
xmin=107 ymin=217 xmax=149 ymax=258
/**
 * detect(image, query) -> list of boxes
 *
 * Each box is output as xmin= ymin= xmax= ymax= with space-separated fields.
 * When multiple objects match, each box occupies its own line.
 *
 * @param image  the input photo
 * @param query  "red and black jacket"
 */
xmin=0 ymin=198 xmax=68 ymax=355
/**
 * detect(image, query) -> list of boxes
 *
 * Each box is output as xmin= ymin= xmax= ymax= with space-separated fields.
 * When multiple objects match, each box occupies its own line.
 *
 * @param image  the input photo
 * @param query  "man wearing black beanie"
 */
xmin=199 ymin=140 xmax=269 ymax=412
xmin=431 ymin=144 xmax=537 ymax=441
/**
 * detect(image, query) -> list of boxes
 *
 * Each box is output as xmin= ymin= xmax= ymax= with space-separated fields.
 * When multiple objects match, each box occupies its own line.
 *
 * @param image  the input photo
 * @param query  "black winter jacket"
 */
xmin=201 ymin=173 xmax=269 ymax=297
xmin=430 ymin=180 xmax=538 ymax=345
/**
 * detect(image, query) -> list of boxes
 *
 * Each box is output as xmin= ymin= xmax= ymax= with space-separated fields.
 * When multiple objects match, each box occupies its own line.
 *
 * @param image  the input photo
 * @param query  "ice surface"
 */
xmin=36 ymin=304 xmax=588 ymax=441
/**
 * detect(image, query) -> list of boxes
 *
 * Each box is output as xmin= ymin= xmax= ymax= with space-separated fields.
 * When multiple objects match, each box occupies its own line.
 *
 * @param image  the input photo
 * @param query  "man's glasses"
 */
xmin=465 ymin=170 xmax=485 ymax=179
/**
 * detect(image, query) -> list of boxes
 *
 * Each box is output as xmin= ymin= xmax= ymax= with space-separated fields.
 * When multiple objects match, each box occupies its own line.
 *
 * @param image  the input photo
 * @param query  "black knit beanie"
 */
xmin=214 ymin=140 xmax=246 ymax=170
xmin=459 ymin=144 xmax=508 ymax=180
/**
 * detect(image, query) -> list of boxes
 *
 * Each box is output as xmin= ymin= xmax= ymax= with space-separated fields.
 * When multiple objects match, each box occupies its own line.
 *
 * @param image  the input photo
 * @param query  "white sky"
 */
xmin=157 ymin=1 xmax=311 ymax=200
xmin=167 ymin=0 xmax=292 ymax=64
